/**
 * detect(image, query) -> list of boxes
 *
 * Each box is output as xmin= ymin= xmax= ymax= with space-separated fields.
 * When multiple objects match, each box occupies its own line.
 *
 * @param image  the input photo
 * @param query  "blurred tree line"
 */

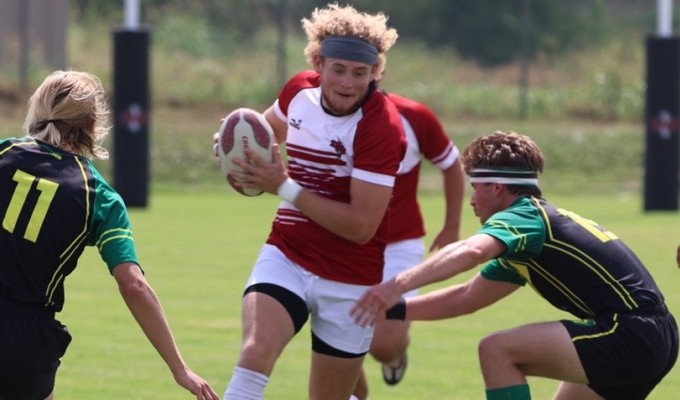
xmin=71 ymin=0 xmax=657 ymax=67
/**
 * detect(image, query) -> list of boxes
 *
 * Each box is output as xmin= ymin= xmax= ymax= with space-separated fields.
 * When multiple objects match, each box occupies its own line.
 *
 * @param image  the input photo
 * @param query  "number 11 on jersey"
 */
xmin=3 ymin=170 xmax=59 ymax=243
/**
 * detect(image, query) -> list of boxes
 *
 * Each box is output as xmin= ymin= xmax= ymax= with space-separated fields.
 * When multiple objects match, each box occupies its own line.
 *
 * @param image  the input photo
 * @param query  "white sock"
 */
xmin=224 ymin=366 xmax=269 ymax=400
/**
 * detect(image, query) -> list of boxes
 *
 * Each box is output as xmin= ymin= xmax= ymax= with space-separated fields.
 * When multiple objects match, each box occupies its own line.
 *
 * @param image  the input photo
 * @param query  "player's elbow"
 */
xmin=354 ymin=236 xmax=373 ymax=245
xmin=345 ymin=229 xmax=374 ymax=244
xmin=458 ymin=237 xmax=496 ymax=267
xmin=347 ymin=219 xmax=382 ymax=244
xmin=466 ymin=246 xmax=489 ymax=266
xmin=117 ymin=276 xmax=148 ymax=299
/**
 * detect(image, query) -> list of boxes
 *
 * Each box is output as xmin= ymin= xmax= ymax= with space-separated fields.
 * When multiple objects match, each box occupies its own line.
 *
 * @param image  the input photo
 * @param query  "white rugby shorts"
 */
xmin=383 ymin=238 xmax=425 ymax=298
xmin=246 ymin=244 xmax=375 ymax=354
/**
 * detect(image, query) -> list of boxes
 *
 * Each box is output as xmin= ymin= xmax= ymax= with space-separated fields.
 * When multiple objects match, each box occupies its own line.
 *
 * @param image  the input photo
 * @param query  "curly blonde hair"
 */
xmin=24 ymin=70 xmax=111 ymax=160
xmin=302 ymin=3 xmax=398 ymax=80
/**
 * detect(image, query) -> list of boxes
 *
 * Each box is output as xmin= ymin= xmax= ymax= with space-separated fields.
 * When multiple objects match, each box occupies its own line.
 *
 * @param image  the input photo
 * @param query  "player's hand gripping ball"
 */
xmin=217 ymin=108 xmax=275 ymax=196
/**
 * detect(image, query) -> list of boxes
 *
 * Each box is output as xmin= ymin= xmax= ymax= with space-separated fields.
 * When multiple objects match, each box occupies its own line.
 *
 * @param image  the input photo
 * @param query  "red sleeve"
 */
xmin=386 ymin=93 xmax=453 ymax=162
xmin=354 ymin=91 xmax=406 ymax=178
xmin=277 ymin=70 xmax=320 ymax=117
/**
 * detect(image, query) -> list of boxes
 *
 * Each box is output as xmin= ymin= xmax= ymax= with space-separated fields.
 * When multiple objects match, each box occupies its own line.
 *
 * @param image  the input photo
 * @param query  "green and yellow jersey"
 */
xmin=479 ymin=196 xmax=665 ymax=319
xmin=0 ymin=137 xmax=138 ymax=312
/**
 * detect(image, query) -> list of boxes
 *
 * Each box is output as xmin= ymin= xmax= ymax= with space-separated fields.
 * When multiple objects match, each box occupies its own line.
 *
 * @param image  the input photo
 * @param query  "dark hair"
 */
xmin=506 ymin=184 xmax=542 ymax=197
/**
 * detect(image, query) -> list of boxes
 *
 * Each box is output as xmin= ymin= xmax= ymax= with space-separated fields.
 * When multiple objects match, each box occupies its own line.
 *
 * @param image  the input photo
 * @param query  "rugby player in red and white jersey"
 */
xmin=218 ymin=4 xmax=406 ymax=400
xmin=353 ymin=92 xmax=466 ymax=399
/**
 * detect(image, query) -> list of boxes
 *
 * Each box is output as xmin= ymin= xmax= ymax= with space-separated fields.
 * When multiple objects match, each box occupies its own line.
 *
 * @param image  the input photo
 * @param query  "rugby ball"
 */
xmin=217 ymin=108 xmax=275 ymax=196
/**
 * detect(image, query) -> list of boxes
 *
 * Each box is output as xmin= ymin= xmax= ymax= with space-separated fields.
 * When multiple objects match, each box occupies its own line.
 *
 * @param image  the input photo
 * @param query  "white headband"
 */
xmin=469 ymin=168 xmax=539 ymax=186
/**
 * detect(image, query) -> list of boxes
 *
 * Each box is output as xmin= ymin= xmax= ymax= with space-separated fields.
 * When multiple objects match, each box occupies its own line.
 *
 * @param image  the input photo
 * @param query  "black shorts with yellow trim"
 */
xmin=561 ymin=304 xmax=678 ymax=400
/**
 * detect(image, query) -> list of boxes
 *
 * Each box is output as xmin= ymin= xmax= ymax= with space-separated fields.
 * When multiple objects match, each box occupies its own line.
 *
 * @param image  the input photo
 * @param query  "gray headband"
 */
xmin=319 ymin=36 xmax=378 ymax=65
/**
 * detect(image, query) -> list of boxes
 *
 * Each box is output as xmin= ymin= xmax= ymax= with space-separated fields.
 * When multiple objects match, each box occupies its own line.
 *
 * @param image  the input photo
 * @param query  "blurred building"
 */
xmin=0 ymin=0 xmax=68 ymax=89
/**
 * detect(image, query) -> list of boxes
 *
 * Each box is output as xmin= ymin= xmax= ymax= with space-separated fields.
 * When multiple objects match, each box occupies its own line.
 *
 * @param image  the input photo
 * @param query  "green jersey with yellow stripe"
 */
xmin=479 ymin=196 xmax=665 ymax=319
xmin=0 ymin=137 xmax=139 ymax=312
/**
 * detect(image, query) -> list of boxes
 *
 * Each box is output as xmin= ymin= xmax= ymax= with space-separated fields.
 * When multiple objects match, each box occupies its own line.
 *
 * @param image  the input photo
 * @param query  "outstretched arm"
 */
xmin=396 ymin=233 xmax=505 ymax=293
xmin=351 ymin=233 xmax=506 ymax=326
xmin=406 ymin=273 xmax=519 ymax=321
xmin=113 ymin=263 xmax=219 ymax=400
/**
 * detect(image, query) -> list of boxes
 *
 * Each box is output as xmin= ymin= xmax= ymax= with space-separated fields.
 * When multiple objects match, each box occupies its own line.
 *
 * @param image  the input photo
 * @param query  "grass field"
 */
xmin=54 ymin=188 xmax=679 ymax=399
xmin=1 ymin=7 xmax=677 ymax=397
xmin=1 ymin=96 xmax=677 ymax=399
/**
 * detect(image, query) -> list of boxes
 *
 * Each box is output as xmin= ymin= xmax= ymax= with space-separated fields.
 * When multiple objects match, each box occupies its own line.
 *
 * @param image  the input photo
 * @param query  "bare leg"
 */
xmin=353 ymin=318 xmax=410 ymax=397
xmin=554 ymin=382 xmax=604 ymax=400
xmin=478 ymin=321 xmax=588 ymax=389
xmin=236 ymin=292 xmax=296 ymax=374
xmin=370 ymin=319 xmax=410 ymax=365
xmin=309 ymin=351 xmax=365 ymax=400
xmin=225 ymin=291 xmax=297 ymax=399
xmin=353 ymin=368 xmax=369 ymax=400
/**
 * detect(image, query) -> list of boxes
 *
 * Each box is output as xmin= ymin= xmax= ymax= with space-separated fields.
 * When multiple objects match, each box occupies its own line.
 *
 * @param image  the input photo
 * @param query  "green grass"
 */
xmin=1 ymin=12 xmax=677 ymax=398
xmin=56 ymin=188 xmax=680 ymax=399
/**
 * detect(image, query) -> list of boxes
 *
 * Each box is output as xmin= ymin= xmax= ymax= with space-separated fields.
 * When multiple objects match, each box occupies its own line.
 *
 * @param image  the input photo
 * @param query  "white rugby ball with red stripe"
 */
xmin=217 ymin=108 xmax=275 ymax=196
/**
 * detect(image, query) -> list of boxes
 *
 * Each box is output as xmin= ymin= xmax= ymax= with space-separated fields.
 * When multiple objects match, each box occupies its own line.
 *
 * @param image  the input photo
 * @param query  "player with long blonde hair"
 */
xmin=0 ymin=70 xmax=218 ymax=400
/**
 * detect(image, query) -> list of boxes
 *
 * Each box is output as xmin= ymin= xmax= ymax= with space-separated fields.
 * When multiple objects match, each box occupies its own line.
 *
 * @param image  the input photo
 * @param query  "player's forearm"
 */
xmin=293 ymin=191 xmax=372 ymax=243
xmin=406 ymin=285 xmax=471 ymax=320
xmin=395 ymin=241 xmax=481 ymax=293
xmin=120 ymin=281 xmax=188 ymax=375
xmin=293 ymin=182 xmax=391 ymax=244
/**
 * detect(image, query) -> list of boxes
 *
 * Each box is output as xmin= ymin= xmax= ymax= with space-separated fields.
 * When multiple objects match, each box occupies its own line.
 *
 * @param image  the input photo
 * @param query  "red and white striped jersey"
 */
xmin=266 ymin=70 xmax=406 ymax=285
xmin=385 ymin=92 xmax=459 ymax=243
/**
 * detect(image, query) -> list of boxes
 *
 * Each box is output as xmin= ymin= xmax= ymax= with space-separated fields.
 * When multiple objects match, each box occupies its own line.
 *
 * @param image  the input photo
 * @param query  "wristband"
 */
xmin=385 ymin=298 xmax=406 ymax=320
xmin=277 ymin=178 xmax=303 ymax=204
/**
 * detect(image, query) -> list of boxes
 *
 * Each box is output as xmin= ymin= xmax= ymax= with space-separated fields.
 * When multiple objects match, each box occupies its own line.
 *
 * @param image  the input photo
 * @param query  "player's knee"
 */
xmin=239 ymin=338 xmax=278 ymax=371
xmin=370 ymin=340 xmax=406 ymax=363
xmin=370 ymin=323 xmax=410 ymax=361
xmin=478 ymin=332 xmax=504 ymax=366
